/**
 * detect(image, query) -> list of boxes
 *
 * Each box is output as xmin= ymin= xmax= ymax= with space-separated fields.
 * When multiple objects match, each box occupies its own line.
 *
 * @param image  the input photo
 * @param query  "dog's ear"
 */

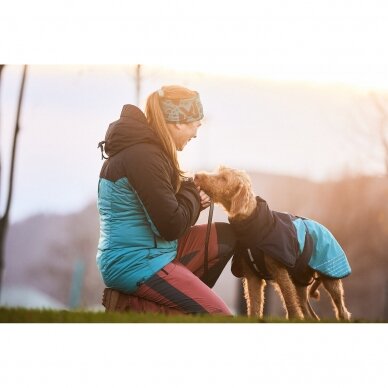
xmin=229 ymin=182 xmax=250 ymax=217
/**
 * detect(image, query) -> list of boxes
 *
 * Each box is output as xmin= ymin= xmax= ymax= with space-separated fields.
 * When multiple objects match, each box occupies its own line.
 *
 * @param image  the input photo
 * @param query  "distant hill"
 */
xmin=4 ymin=203 xmax=103 ymax=308
xmin=4 ymin=171 xmax=388 ymax=320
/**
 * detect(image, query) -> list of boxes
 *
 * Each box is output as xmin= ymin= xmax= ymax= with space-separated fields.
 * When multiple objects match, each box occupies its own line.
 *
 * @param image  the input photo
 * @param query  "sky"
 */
xmin=2 ymin=0 xmax=388 ymax=89
xmin=1 ymin=64 xmax=386 ymax=222
xmin=1 ymin=0 xmax=388 ymax=224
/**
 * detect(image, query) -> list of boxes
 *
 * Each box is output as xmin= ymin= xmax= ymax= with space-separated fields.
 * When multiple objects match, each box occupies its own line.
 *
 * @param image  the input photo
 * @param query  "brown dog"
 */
xmin=194 ymin=166 xmax=351 ymax=321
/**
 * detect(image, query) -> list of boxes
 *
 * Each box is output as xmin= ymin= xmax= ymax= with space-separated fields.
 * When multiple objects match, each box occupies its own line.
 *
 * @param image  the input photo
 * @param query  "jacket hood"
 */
xmin=103 ymin=104 xmax=159 ymax=157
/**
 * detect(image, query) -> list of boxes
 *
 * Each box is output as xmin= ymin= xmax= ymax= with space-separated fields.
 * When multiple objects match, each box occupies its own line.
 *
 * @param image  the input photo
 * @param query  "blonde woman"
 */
xmin=96 ymin=85 xmax=236 ymax=315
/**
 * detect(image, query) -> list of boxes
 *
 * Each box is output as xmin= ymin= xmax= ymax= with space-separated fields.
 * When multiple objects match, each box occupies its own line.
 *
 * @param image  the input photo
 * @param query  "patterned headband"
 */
xmin=158 ymin=90 xmax=204 ymax=123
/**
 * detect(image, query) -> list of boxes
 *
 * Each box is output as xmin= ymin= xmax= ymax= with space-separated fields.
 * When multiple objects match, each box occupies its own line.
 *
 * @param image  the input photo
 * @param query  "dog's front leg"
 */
xmin=242 ymin=277 xmax=266 ymax=318
xmin=241 ymin=260 xmax=266 ymax=318
xmin=265 ymin=257 xmax=304 ymax=320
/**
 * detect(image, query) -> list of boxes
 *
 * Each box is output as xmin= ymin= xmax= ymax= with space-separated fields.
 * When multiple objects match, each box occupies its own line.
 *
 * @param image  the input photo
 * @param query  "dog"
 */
xmin=194 ymin=166 xmax=352 ymax=321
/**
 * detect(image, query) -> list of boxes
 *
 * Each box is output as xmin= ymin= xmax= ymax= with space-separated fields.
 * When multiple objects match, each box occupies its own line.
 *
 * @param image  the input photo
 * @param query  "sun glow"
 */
xmin=2 ymin=0 xmax=388 ymax=91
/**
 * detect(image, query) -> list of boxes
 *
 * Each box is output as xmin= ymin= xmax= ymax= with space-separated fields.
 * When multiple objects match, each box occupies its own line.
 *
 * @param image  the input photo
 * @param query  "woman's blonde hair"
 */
xmin=145 ymin=85 xmax=199 ymax=192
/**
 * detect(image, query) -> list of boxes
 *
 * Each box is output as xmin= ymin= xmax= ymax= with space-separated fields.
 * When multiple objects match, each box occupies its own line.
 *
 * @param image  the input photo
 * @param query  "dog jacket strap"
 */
xmin=289 ymin=230 xmax=315 ymax=286
xmin=247 ymin=248 xmax=272 ymax=280
xmin=231 ymin=246 xmax=272 ymax=280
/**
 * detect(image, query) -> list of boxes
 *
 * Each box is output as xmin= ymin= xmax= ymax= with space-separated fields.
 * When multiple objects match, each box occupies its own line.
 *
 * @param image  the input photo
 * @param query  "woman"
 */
xmin=96 ymin=85 xmax=236 ymax=315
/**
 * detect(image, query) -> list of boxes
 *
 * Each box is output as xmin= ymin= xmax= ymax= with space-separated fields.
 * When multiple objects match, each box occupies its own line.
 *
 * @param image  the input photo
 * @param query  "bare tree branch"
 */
xmin=0 ymin=65 xmax=28 ymax=293
xmin=135 ymin=64 xmax=141 ymax=106
xmin=370 ymin=92 xmax=388 ymax=174
xmin=0 ymin=65 xmax=5 ymax=206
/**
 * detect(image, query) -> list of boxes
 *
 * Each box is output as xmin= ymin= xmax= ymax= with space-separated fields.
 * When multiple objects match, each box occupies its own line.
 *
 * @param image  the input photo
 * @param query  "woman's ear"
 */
xmin=167 ymin=123 xmax=180 ymax=132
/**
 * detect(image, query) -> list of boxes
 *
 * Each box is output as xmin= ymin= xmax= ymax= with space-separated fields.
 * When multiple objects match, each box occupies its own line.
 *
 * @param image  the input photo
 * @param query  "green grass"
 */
xmin=0 ymin=307 xmax=368 ymax=323
xmin=0 ymin=307 xmax=263 ymax=323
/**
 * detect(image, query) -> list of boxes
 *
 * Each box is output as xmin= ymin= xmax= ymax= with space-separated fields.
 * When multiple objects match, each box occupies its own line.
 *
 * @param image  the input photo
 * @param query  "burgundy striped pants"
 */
xmin=104 ymin=222 xmax=236 ymax=316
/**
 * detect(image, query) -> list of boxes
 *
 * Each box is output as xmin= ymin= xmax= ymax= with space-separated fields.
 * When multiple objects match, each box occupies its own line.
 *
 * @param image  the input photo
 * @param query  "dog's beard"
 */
xmin=219 ymin=198 xmax=232 ymax=214
xmin=204 ymin=191 xmax=231 ymax=214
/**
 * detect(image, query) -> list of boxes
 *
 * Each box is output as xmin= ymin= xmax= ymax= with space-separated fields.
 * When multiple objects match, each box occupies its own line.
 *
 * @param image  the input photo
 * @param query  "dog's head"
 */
xmin=194 ymin=166 xmax=255 ymax=218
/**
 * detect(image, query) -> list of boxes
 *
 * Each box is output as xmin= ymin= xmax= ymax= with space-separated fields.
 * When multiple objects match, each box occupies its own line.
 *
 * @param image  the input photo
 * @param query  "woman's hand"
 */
xmin=196 ymin=186 xmax=211 ymax=209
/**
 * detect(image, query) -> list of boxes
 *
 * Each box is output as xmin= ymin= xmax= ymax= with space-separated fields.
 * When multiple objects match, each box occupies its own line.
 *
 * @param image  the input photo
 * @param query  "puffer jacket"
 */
xmin=96 ymin=105 xmax=201 ymax=293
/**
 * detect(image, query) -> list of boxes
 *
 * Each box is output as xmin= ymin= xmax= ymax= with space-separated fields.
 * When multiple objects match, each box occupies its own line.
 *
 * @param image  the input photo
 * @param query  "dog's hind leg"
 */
xmin=266 ymin=258 xmax=304 ymax=320
xmin=295 ymin=285 xmax=320 ymax=321
xmin=321 ymin=277 xmax=351 ymax=321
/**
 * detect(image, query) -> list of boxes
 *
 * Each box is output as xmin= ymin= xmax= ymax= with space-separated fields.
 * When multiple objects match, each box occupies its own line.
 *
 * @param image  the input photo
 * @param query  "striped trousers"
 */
xmin=103 ymin=222 xmax=236 ymax=316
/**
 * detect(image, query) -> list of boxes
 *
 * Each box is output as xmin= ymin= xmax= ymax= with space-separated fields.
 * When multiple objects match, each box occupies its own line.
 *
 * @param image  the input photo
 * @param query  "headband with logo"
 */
xmin=158 ymin=90 xmax=204 ymax=123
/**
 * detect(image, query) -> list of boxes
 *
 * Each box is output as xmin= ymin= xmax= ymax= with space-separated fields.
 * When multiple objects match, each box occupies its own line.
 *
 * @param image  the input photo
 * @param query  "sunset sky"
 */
xmin=1 ymin=0 xmax=388 ymax=222
xmin=2 ymin=0 xmax=388 ymax=90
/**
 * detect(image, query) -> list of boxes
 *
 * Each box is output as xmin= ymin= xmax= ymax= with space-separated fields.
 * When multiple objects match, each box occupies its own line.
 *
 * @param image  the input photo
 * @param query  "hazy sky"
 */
xmin=1 ymin=65 xmax=385 ymax=222
xmin=2 ymin=0 xmax=388 ymax=89
xmin=1 ymin=1 xmax=388 ymax=221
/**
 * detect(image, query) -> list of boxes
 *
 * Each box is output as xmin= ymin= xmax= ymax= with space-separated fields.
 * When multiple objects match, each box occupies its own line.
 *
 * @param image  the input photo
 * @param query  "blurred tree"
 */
xmin=385 ymin=280 xmax=388 ymax=321
xmin=135 ymin=64 xmax=141 ymax=106
xmin=68 ymin=258 xmax=86 ymax=309
xmin=0 ymin=65 xmax=28 ymax=295
xmin=370 ymin=93 xmax=388 ymax=175
xmin=0 ymin=65 xmax=4 ymax=202
xmin=351 ymin=92 xmax=388 ymax=177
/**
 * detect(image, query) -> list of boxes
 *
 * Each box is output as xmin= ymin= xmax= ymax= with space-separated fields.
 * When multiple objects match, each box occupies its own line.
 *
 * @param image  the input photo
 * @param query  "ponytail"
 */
xmin=145 ymin=86 xmax=199 ymax=192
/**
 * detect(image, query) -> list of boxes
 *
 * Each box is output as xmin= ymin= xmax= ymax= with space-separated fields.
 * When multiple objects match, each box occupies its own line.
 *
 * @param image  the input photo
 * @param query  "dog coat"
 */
xmin=230 ymin=196 xmax=351 ymax=284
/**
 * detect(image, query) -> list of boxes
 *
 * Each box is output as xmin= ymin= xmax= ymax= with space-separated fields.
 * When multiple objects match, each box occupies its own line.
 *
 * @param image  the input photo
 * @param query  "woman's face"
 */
xmin=168 ymin=120 xmax=202 ymax=151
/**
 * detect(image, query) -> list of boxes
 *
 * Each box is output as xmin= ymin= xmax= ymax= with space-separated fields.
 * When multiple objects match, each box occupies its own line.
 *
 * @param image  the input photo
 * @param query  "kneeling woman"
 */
xmin=96 ymin=85 xmax=236 ymax=315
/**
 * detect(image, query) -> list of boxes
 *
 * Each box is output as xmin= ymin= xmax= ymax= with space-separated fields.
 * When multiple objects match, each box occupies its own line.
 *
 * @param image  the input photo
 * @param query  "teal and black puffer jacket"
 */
xmin=96 ymin=104 xmax=201 ymax=293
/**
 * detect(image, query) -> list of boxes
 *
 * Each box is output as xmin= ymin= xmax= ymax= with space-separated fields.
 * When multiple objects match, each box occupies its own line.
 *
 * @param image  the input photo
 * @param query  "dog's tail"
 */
xmin=309 ymin=277 xmax=322 ymax=300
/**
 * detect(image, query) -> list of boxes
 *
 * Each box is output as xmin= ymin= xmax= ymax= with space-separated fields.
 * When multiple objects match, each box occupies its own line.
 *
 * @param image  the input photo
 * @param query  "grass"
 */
xmin=0 ymin=307 xmax=369 ymax=323
xmin=0 ymin=307 xmax=264 ymax=323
